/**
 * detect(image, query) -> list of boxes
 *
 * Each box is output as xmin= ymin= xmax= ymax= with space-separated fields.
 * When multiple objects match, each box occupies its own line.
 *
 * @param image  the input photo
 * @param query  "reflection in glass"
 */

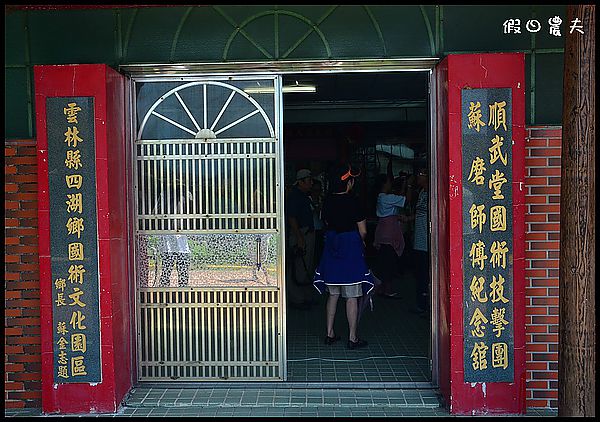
xmin=137 ymin=233 xmax=278 ymax=288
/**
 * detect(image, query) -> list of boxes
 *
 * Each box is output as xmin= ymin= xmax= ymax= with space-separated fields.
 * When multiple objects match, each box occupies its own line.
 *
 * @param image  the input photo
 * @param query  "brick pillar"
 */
xmin=5 ymin=140 xmax=42 ymax=409
xmin=524 ymin=126 xmax=561 ymax=409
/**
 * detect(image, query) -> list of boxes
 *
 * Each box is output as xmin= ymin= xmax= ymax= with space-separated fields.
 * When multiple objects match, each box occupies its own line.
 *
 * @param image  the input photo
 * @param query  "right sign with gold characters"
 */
xmin=462 ymin=88 xmax=514 ymax=383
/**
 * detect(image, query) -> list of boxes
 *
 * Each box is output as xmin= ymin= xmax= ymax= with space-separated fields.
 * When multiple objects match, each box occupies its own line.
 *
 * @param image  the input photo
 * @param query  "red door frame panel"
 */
xmin=434 ymin=56 xmax=451 ymax=407
xmin=35 ymin=64 xmax=133 ymax=414
xmin=438 ymin=53 xmax=526 ymax=414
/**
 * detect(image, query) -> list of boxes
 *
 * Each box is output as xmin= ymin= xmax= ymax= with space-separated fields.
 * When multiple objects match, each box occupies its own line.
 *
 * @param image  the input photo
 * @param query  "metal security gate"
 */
xmin=132 ymin=76 xmax=284 ymax=381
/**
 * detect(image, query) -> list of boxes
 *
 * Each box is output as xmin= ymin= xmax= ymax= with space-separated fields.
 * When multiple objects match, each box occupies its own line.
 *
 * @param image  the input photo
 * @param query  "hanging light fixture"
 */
xmin=244 ymin=80 xmax=316 ymax=94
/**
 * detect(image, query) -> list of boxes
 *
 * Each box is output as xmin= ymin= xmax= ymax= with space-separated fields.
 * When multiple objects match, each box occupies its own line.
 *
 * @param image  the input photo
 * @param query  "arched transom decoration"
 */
xmin=137 ymin=80 xmax=275 ymax=140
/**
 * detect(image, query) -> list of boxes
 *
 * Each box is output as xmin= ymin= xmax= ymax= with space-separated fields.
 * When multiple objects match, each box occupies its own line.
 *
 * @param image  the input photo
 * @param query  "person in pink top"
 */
xmin=372 ymin=164 xmax=415 ymax=297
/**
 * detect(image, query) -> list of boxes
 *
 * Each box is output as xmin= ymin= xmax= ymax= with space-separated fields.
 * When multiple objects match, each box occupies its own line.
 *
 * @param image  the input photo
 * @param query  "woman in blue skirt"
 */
xmin=313 ymin=164 xmax=374 ymax=350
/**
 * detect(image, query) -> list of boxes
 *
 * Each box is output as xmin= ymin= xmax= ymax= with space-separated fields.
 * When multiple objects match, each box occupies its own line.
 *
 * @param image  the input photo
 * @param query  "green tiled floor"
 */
xmin=3 ymin=385 xmax=559 ymax=418
xmin=4 ymin=387 xmax=557 ymax=417
xmin=121 ymin=386 xmax=443 ymax=408
xmin=287 ymin=269 xmax=431 ymax=384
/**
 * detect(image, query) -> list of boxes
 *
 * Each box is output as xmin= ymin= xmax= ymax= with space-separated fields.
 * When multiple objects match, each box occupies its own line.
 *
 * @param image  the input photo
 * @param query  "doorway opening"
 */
xmin=282 ymin=71 xmax=433 ymax=385
xmin=124 ymin=60 xmax=438 ymax=385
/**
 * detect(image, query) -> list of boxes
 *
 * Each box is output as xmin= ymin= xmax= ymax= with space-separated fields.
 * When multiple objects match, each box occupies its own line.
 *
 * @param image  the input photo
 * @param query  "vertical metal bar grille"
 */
xmin=136 ymin=138 xmax=277 ymax=233
xmin=134 ymin=77 xmax=283 ymax=382
xmin=138 ymin=288 xmax=280 ymax=380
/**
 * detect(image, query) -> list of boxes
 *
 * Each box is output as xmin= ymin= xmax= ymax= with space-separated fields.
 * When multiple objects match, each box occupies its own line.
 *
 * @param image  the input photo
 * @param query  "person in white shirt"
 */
xmin=155 ymin=179 xmax=193 ymax=287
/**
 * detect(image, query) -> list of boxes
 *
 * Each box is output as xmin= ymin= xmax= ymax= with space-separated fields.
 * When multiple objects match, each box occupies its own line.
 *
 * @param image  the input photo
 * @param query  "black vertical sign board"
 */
xmin=47 ymin=97 xmax=101 ymax=383
xmin=462 ymin=88 xmax=514 ymax=383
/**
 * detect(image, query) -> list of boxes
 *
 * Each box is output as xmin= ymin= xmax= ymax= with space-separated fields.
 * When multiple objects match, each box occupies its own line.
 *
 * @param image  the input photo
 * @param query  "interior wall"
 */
xmin=282 ymin=71 xmax=429 ymax=186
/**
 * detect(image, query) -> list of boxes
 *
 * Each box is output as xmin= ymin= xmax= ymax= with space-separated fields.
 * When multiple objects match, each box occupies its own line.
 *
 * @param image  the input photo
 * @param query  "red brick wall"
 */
xmin=4 ymin=140 xmax=42 ymax=409
xmin=524 ymin=126 xmax=561 ymax=409
xmin=4 ymin=126 xmax=563 ymax=410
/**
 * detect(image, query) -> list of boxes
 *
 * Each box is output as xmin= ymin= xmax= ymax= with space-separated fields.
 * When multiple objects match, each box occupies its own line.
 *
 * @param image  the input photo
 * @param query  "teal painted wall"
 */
xmin=4 ymin=5 xmax=567 ymax=138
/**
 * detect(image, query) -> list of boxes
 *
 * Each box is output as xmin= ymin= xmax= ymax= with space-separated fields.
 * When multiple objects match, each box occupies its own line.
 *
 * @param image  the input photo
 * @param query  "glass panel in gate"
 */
xmin=133 ymin=77 xmax=283 ymax=380
xmin=137 ymin=233 xmax=278 ymax=288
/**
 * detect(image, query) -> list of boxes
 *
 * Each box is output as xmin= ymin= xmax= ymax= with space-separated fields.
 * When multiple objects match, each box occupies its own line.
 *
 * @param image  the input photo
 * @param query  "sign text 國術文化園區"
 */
xmin=47 ymin=97 xmax=102 ymax=383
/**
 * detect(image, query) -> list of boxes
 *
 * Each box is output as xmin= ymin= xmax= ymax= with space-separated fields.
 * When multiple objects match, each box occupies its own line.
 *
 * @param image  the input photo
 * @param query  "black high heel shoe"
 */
xmin=324 ymin=335 xmax=341 ymax=345
xmin=347 ymin=338 xmax=368 ymax=350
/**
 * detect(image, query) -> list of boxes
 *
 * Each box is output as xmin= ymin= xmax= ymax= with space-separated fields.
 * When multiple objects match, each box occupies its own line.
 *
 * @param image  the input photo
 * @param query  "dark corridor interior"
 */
xmin=282 ymin=71 xmax=432 ymax=384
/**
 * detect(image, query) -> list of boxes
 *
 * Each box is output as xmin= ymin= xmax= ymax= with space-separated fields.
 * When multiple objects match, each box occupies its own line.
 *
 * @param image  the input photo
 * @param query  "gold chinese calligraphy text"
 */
xmin=467 ymin=101 xmax=486 ymax=132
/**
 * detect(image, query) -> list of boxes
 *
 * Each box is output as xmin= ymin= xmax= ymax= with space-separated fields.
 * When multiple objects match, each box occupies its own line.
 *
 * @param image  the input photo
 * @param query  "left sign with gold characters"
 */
xmin=47 ymin=97 xmax=101 ymax=383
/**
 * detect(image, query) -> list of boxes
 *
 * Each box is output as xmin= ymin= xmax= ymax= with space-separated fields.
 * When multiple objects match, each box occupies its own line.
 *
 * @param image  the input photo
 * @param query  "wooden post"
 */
xmin=558 ymin=4 xmax=595 ymax=417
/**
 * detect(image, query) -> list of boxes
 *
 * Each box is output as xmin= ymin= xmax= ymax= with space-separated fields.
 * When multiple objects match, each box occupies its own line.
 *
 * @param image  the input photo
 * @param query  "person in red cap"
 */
xmin=313 ymin=163 xmax=375 ymax=350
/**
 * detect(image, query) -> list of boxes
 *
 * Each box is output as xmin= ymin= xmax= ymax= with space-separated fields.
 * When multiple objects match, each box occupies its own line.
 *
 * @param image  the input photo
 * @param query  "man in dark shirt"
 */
xmin=286 ymin=169 xmax=317 ymax=308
